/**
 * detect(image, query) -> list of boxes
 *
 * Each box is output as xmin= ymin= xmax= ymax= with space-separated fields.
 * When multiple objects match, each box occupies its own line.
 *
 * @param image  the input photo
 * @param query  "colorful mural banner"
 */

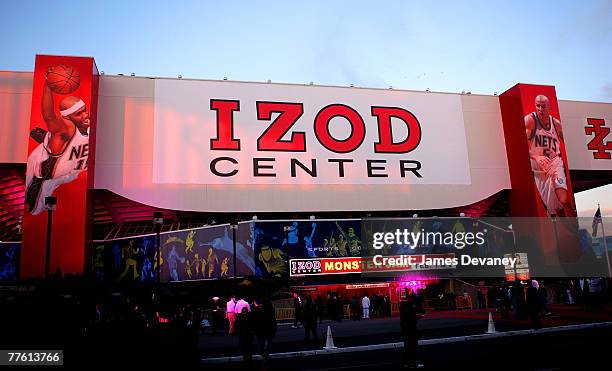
xmin=93 ymin=224 xmax=255 ymax=283
xmin=21 ymin=55 xmax=99 ymax=278
xmin=238 ymin=220 xmax=362 ymax=278
xmin=0 ymin=242 xmax=21 ymax=281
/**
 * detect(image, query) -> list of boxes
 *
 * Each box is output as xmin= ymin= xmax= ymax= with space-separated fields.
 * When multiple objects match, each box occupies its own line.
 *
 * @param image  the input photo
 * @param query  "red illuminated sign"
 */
xmin=290 ymin=257 xmax=362 ymax=276
xmin=585 ymin=118 xmax=612 ymax=159
xmin=290 ymin=254 xmax=457 ymax=276
xmin=210 ymin=100 xmax=422 ymax=155
xmin=346 ymin=283 xmax=390 ymax=289
xmin=21 ymin=55 xmax=99 ymax=278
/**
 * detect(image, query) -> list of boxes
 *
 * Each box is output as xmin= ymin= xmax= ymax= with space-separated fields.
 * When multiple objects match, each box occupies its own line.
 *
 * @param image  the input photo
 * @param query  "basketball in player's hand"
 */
xmin=46 ymin=65 xmax=81 ymax=94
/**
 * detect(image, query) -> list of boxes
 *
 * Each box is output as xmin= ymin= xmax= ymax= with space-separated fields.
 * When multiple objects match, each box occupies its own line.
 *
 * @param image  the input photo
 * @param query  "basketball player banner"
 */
xmin=500 ymin=84 xmax=577 ymax=218
xmin=499 ymin=84 xmax=583 ymax=266
xmin=21 ymin=55 xmax=99 ymax=278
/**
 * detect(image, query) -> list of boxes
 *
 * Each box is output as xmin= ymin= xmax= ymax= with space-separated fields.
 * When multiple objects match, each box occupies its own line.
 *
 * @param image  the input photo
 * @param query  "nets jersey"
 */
xmin=25 ymin=128 xmax=89 ymax=215
xmin=528 ymin=113 xmax=561 ymax=160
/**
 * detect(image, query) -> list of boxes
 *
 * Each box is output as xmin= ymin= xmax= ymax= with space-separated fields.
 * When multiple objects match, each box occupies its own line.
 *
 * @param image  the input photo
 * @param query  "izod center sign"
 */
xmin=153 ymin=79 xmax=471 ymax=185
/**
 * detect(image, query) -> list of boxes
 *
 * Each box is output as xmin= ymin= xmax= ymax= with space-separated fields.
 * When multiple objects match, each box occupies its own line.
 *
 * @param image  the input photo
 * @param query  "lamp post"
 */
xmin=153 ymin=211 xmax=163 ymax=284
xmin=230 ymin=224 xmax=238 ymax=280
xmin=551 ymin=214 xmax=561 ymax=263
xmin=508 ymin=224 xmax=518 ymax=282
xmin=44 ymin=196 xmax=57 ymax=279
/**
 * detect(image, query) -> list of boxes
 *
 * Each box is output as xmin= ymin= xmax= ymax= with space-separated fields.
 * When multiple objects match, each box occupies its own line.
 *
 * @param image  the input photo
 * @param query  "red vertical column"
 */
xmin=21 ymin=55 xmax=99 ymax=278
xmin=500 ymin=83 xmax=580 ymax=264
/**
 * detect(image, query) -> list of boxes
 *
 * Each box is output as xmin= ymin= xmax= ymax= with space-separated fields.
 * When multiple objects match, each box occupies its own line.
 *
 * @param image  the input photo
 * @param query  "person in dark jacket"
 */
xmin=292 ymin=292 xmax=303 ymax=328
xmin=315 ymin=295 xmax=325 ymax=324
xmin=538 ymin=281 xmax=551 ymax=315
xmin=383 ymin=292 xmax=391 ymax=317
xmin=303 ymin=295 xmax=318 ymax=344
xmin=253 ymin=298 xmax=277 ymax=360
xmin=236 ymin=307 xmax=254 ymax=365
xmin=210 ymin=296 xmax=223 ymax=334
xmin=350 ymin=295 xmax=360 ymax=320
xmin=526 ymin=280 xmax=543 ymax=329
xmin=400 ymin=292 xmax=424 ymax=369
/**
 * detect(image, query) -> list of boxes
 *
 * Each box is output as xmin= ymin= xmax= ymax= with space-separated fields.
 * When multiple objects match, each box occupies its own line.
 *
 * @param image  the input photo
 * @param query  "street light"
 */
xmin=44 ymin=196 xmax=57 ymax=279
xmin=153 ymin=211 xmax=163 ymax=283
xmin=551 ymin=214 xmax=561 ymax=263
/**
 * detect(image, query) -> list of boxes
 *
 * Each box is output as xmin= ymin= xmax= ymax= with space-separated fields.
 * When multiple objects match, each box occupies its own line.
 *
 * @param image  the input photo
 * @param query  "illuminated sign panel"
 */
xmin=153 ymin=79 xmax=470 ymax=185
xmin=346 ymin=283 xmax=390 ymax=289
xmin=289 ymin=254 xmax=457 ymax=276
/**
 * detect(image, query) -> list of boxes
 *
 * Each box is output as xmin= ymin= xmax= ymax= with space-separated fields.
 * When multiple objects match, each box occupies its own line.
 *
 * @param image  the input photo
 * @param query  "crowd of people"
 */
xmin=0 ymin=272 xmax=226 ymax=366
xmin=221 ymin=295 xmax=278 ymax=367
xmin=291 ymin=292 xmax=393 ymax=325
xmin=1 ymin=273 xmax=609 ymax=368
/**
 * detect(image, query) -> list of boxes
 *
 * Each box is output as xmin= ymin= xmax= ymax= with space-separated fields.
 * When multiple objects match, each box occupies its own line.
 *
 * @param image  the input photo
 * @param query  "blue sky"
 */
xmin=1 ymin=0 xmax=611 ymax=215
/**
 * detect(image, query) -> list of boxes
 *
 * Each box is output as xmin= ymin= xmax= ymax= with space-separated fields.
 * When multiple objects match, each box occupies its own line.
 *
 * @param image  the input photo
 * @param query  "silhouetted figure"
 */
xmin=512 ymin=280 xmax=525 ymax=319
xmin=211 ymin=297 xmax=223 ymax=334
xmin=477 ymin=290 xmax=485 ymax=309
xmin=383 ymin=292 xmax=391 ymax=317
xmin=315 ymin=295 xmax=325 ymax=324
xmin=400 ymin=292 xmax=424 ymax=369
xmin=303 ymin=295 xmax=318 ymax=344
xmin=236 ymin=307 xmax=254 ymax=365
xmin=350 ymin=295 xmax=360 ymax=320
xmin=253 ymin=298 xmax=277 ymax=361
xmin=447 ymin=291 xmax=457 ymax=310
xmin=526 ymin=280 xmax=543 ymax=329
xmin=538 ymin=282 xmax=551 ymax=315
xmin=292 ymin=292 xmax=303 ymax=328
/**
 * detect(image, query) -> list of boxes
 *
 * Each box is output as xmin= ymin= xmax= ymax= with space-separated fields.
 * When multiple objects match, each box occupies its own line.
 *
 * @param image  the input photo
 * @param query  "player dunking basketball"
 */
xmin=524 ymin=95 xmax=573 ymax=216
xmin=25 ymin=65 xmax=90 ymax=215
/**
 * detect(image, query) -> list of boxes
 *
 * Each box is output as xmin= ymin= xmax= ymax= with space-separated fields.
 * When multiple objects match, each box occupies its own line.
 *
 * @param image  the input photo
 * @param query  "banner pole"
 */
xmin=600 ymin=213 xmax=611 ymax=278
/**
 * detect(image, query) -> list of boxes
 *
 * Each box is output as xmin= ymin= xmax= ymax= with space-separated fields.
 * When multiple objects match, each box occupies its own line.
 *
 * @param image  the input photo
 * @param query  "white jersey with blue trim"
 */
xmin=25 ymin=128 xmax=89 ymax=214
xmin=528 ymin=113 xmax=561 ymax=160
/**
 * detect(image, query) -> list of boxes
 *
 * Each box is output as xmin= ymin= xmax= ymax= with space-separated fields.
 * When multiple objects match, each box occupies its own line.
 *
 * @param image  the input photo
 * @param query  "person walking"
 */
xmin=236 ymin=307 xmax=254 ymax=366
xmin=384 ymin=292 xmax=391 ymax=317
xmin=253 ymin=298 xmax=277 ymax=362
xmin=211 ymin=296 xmax=223 ymax=334
xmin=292 ymin=292 xmax=303 ymax=328
xmin=538 ymin=281 xmax=551 ymax=315
xmin=400 ymin=292 xmax=424 ymax=369
xmin=315 ymin=295 xmax=325 ymax=324
xmin=350 ymin=295 xmax=360 ymax=320
xmin=477 ymin=290 xmax=485 ymax=309
xmin=303 ymin=295 xmax=318 ymax=345
xmin=527 ymin=280 xmax=543 ymax=329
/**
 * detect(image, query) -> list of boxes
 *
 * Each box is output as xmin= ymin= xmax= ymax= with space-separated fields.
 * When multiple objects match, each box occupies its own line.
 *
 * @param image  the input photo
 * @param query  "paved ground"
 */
xmin=202 ymin=324 xmax=612 ymax=370
xmin=200 ymin=304 xmax=612 ymax=358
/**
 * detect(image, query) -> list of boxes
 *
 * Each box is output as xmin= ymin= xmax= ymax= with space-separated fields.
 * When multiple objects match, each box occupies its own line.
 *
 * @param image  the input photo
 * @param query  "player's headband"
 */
xmin=60 ymin=100 xmax=85 ymax=116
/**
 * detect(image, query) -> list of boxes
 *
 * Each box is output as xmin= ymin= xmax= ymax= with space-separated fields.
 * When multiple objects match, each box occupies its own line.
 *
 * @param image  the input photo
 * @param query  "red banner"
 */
xmin=21 ymin=55 xmax=99 ymax=278
xmin=500 ymin=84 xmax=577 ymax=217
xmin=500 ymin=84 xmax=580 ymax=264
